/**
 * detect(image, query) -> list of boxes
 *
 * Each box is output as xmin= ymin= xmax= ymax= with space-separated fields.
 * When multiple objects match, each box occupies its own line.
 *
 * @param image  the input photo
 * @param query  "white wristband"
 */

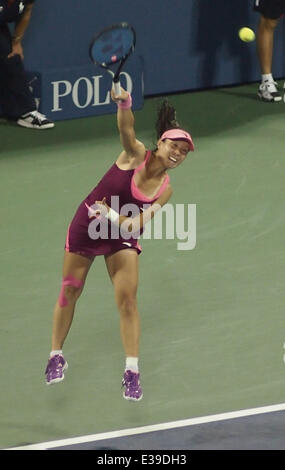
xmin=106 ymin=207 xmax=119 ymax=224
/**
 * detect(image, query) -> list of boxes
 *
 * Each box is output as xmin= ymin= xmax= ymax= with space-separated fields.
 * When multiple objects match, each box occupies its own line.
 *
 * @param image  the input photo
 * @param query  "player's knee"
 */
xmin=58 ymin=276 xmax=84 ymax=307
xmin=117 ymin=291 xmax=137 ymax=316
xmin=64 ymin=284 xmax=83 ymax=300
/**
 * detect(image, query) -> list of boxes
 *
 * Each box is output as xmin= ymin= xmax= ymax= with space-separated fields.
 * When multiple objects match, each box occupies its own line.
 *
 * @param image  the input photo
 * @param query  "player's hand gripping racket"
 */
xmin=89 ymin=22 xmax=136 ymax=96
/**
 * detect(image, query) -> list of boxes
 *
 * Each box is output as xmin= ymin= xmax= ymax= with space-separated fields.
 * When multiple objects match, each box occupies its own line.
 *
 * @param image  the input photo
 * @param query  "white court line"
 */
xmin=5 ymin=402 xmax=285 ymax=450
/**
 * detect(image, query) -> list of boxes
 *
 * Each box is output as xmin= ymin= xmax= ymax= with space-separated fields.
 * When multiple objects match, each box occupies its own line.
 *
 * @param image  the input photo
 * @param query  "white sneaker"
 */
xmin=258 ymin=80 xmax=282 ymax=102
xmin=17 ymin=110 xmax=55 ymax=129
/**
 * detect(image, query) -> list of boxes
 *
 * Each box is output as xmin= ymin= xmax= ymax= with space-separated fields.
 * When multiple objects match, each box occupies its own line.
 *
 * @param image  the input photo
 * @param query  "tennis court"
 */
xmin=1 ymin=82 xmax=285 ymax=450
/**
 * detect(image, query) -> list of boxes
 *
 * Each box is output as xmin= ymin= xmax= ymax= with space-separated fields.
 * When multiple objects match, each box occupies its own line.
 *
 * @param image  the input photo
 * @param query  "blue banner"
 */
xmin=38 ymin=55 xmax=144 ymax=121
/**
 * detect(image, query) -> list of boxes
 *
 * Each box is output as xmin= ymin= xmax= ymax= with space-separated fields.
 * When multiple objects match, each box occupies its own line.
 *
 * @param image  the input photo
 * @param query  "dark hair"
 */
xmin=155 ymin=99 xmax=181 ymax=139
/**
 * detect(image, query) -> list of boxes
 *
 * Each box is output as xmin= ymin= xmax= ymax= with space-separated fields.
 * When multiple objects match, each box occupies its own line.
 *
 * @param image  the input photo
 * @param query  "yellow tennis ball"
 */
xmin=239 ymin=27 xmax=255 ymax=42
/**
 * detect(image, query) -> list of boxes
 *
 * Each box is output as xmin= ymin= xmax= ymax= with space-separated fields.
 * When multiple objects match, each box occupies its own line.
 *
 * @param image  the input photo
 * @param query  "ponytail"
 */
xmin=155 ymin=99 xmax=180 ymax=139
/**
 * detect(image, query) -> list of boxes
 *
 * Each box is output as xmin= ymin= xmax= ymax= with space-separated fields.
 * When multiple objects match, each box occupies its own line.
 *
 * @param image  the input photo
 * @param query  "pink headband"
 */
xmin=161 ymin=129 xmax=194 ymax=152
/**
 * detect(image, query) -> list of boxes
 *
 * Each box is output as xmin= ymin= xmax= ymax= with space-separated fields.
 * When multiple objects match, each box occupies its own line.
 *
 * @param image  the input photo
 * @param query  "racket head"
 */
xmin=89 ymin=22 xmax=136 ymax=70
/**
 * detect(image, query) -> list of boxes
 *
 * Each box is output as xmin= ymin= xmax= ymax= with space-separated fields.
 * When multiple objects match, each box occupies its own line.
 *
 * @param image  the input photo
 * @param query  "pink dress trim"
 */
xmin=131 ymin=151 xmax=170 ymax=202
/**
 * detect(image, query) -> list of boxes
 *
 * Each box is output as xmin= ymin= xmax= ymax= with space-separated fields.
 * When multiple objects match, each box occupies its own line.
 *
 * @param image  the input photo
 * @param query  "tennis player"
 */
xmin=44 ymin=86 xmax=194 ymax=401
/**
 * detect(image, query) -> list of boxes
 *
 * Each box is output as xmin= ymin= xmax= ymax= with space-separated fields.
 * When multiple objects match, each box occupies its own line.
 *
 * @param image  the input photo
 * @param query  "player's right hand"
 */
xmin=111 ymin=86 xmax=129 ymax=103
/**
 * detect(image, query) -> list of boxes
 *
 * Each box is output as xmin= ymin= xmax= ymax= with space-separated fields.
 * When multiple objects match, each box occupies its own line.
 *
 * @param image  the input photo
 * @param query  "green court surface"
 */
xmin=1 ymin=83 xmax=285 ymax=449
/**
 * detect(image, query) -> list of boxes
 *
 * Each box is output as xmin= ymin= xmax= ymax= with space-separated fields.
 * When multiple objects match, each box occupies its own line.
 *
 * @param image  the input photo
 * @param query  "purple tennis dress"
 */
xmin=65 ymin=151 xmax=170 ymax=258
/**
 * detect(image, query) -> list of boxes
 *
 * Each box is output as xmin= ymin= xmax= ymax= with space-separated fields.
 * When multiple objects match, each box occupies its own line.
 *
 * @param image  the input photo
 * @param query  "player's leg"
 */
xmin=45 ymin=251 xmax=94 ymax=385
xmin=105 ymin=249 xmax=143 ymax=401
xmin=52 ymin=251 xmax=94 ymax=350
xmin=105 ymin=249 xmax=140 ymax=359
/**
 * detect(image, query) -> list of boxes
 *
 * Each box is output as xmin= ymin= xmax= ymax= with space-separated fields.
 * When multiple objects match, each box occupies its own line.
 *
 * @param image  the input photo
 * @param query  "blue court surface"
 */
xmin=7 ymin=403 xmax=285 ymax=450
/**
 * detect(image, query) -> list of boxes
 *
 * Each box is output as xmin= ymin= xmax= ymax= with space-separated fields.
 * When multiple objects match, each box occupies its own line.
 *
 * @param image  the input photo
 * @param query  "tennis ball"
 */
xmin=239 ymin=27 xmax=255 ymax=42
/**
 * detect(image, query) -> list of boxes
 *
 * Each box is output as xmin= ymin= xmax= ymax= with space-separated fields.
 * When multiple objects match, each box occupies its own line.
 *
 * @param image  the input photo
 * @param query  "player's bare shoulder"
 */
xmin=116 ymin=140 xmax=146 ymax=170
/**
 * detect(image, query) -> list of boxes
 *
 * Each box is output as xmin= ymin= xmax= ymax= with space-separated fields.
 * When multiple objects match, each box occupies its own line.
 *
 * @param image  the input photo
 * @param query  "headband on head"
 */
xmin=161 ymin=129 xmax=194 ymax=152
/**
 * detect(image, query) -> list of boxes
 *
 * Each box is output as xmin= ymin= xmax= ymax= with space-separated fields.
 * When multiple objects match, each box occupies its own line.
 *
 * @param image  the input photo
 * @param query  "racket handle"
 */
xmin=113 ymin=80 xmax=121 ymax=96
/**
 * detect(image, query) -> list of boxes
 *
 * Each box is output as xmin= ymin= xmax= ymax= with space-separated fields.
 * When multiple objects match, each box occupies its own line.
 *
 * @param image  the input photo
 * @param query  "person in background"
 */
xmin=254 ymin=0 xmax=285 ymax=102
xmin=0 ymin=0 xmax=54 ymax=128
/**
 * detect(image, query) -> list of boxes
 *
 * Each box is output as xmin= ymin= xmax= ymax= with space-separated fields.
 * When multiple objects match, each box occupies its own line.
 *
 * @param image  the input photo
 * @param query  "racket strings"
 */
xmin=91 ymin=26 xmax=135 ymax=65
xmin=89 ymin=23 xmax=136 ymax=90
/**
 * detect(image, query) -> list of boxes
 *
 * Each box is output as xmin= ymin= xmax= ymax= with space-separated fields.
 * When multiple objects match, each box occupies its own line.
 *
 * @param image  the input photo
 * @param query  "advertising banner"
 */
xmin=36 ymin=55 xmax=144 ymax=121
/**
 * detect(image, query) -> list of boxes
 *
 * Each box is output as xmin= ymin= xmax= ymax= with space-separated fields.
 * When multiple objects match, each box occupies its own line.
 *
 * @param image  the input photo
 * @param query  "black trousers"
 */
xmin=0 ymin=24 xmax=35 ymax=119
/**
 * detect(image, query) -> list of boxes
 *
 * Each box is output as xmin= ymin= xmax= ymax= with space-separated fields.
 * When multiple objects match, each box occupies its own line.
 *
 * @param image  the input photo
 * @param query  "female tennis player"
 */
xmin=44 ymin=86 xmax=194 ymax=401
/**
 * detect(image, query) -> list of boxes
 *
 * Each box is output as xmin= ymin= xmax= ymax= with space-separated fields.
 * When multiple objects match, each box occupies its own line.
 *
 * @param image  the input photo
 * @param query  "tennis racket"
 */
xmin=89 ymin=22 xmax=136 ymax=96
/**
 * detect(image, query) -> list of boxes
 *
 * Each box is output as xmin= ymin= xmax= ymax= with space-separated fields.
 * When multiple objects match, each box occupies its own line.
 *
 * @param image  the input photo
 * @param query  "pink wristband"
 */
xmin=117 ymin=93 xmax=132 ymax=110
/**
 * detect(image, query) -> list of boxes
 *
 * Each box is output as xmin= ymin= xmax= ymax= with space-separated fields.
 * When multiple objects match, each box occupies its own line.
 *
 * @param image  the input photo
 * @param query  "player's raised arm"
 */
xmin=111 ymin=87 xmax=145 ymax=158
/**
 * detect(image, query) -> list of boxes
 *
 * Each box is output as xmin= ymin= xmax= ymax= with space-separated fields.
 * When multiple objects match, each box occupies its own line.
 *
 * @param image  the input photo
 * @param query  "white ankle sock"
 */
xmin=125 ymin=357 xmax=139 ymax=373
xmin=50 ymin=350 xmax=63 ymax=357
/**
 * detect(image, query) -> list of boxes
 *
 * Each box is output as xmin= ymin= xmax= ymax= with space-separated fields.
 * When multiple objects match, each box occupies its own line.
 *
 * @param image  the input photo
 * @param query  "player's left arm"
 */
xmin=91 ymin=184 xmax=173 ymax=232
xmin=9 ymin=2 xmax=34 ymax=59
xmin=125 ymin=184 xmax=173 ymax=232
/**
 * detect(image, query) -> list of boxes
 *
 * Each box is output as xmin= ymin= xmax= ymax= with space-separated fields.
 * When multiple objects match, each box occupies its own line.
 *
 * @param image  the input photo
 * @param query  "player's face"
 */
xmin=157 ymin=139 xmax=189 ymax=168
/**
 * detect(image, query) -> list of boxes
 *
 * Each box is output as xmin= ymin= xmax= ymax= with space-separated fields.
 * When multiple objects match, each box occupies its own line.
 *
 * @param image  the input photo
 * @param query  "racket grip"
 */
xmin=113 ymin=80 xmax=121 ymax=96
